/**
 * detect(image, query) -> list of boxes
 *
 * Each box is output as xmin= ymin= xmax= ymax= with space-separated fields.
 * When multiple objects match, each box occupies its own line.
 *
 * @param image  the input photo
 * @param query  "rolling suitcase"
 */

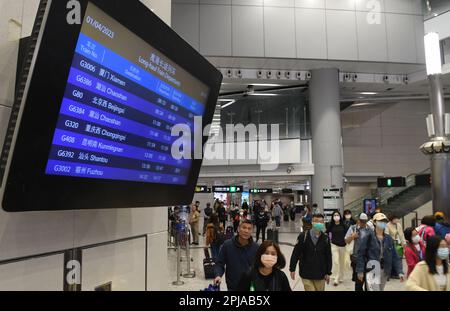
xmin=203 ymin=248 xmax=215 ymax=279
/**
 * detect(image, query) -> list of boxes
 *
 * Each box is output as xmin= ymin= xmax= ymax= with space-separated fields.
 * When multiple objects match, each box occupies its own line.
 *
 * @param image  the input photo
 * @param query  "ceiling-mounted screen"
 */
xmin=0 ymin=0 xmax=222 ymax=212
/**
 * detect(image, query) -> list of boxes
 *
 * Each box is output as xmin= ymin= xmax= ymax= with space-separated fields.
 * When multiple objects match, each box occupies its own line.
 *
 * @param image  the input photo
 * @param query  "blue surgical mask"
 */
xmin=376 ymin=222 xmax=387 ymax=230
xmin=438 ymin=247 xmax=449 ymax=260
xmin=312 ymin=223 xmax=325 ymax=232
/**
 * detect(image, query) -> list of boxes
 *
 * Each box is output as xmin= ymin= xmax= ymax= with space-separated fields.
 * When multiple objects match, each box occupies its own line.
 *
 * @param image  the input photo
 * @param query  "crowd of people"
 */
xmin=169 ymin=200 xmax=450 ymax=291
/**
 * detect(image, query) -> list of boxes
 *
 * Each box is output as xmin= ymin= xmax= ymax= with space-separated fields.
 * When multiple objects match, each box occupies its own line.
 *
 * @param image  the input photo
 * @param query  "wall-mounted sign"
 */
xmin=195 ymin=186 xmax=211 ymax=193
xmin=377 ymin=177 xmax=406 ymax=188
xmin=249 ymin=188 xmax=273 ymax=194
xmin=323 ymin=188 xmax=343 ymax=222
xmin=212 ymin=186 xmax=243 ymax=193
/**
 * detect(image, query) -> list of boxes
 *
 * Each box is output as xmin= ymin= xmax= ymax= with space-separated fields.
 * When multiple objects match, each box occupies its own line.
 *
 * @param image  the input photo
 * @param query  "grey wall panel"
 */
xmin=386 ymin=13 xmax=417 ymax=63
xmin=356 ymin=0 xmax=385 ymax=12
xmin=200 ymin=0 xmax=231 ymax=4
xmin=295 ymin=8 xmax=327 ymax=59
xmin=295 ymin=0 xmax=325 ymax=9
xmin=200 ymin=5 xmax=232 ymax=56
xmin=232 ymin=5 xmax=264 ymax=57
xmin=325 ymin=0 xmax=356 ymax=11
xmin=172 ymin=3 xmax=199 ymax=50
xmin=264 ymin=7 xmax=296 ymax=58
xmin=326 ymin=10 xmax=358 ymax=60
xmin=356 ymin=11 xmax=388 ymax=61
xmin=264 ymin=0 xmax=294 ymax=7
xmin=384 ymin=0 xmax=416 ymax=14
xmin=414 ymin=15 xmax=425 ymax=64
xmin=232 ymin=0 xmax=263 ymax=5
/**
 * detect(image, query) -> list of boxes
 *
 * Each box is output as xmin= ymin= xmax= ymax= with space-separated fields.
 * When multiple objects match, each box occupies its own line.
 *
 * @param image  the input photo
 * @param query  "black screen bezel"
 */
xmin=1 ymin=0 xmax=222 ymax=212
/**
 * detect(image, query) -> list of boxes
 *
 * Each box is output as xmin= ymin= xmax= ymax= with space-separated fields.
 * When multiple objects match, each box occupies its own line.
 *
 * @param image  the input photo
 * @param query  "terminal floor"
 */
xmin=167 ymin=219 xmax=407 ymax=291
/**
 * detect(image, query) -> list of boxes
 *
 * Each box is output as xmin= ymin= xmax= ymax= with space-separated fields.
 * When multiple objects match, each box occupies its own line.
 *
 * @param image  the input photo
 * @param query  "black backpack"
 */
xmin=214 ymin=225 xmax=225 ymax=246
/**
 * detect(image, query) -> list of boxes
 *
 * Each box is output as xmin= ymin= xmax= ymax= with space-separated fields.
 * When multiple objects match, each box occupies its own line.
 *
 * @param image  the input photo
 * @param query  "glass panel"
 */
xmin=218 ymin=88 xmax=310 ymax=142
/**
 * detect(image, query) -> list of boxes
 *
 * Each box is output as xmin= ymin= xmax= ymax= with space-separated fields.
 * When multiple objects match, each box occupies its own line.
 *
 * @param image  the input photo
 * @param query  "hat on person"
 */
xmin=373 ymin=213 xmax=388 ymax=222
xmin=435 ymin=212 xmax=445 ymax=219
xmin=359 ymin=213 xmax=368 ymax=221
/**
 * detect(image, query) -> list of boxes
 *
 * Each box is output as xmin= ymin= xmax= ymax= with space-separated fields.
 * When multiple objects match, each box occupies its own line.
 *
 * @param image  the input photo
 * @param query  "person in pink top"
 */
xmin=416 ymin=215 xmax=436 ymax=245
xmin=404 ymin=227 xmax=426 ymax=277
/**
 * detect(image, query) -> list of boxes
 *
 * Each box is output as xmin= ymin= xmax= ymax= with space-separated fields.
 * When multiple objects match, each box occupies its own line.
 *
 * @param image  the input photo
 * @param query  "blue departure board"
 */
xmin=44 ymin=3 xmax=210 ymax=185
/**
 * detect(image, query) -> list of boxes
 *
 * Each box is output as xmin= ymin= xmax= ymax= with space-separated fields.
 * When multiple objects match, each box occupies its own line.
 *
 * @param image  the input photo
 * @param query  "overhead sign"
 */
xmin=195 ymin=186 xmax=211 ymax=193
xmin=377 ymin=177 xmax=406 ymax=188
xmin=415 ymin=174 xmax=431 ymax=186
xmin=212 ymin=186 xmax=243 ymax=193
xmin=249 ymin=188 xmax=273 ymax=194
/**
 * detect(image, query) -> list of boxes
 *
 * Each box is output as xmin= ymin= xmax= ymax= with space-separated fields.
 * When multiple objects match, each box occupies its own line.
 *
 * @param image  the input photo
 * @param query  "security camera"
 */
xmin=383 ymin=75 xmax=389 ymax=83
xmin=266 ymin=71 xmax=273 ymax=78
xmin=276 ymin=71 xmax=282 ymax=79
xmin=344 ymin=73 xmax=351 ymax=81
xmin=285 ymin=71 xmax=291 ymax=79
xmin=306 ymin=72 xmax=311 ymax=80
xmin=352 ymin=74 xmax=358 ymax=81
xmin=286 ymin=166 xmax=294 ymax=174
xmin=236 ymin=69 xmax=242 ymax=78
xmin=296 ymin=72 xmax=302 ymax=80
xmin=226 ymin=69 xmax=232 ymax=78
xmin=257 ymin=70 xmax=263 ymax=78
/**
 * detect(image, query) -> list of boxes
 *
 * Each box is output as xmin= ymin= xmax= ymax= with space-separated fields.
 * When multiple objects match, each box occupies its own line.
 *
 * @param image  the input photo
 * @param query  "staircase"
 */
xmin=344 ymin=168 xmax=431 ymax=218
xmin=382 ymin=185 xmax=431 ymax=218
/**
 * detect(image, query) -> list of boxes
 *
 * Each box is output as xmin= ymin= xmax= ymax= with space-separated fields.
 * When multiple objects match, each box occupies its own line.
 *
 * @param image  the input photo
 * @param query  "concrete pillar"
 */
xmin=309 ymin=68 xmax=344 ymax=213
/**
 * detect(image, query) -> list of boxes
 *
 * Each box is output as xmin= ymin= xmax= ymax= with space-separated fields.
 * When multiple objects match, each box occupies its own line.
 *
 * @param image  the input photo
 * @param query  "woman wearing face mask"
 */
xmin=343 ymin=210 xmax=356 ymax=229
xmin=404 ymin=227 xmax=426 ymax=277
xmin=237 ymin=241 xmax=291 ymax=291
xmin=326 ymin=210 xmax=347 ymax=286
xmin=406 ymin=236 xmax=450 ymax=291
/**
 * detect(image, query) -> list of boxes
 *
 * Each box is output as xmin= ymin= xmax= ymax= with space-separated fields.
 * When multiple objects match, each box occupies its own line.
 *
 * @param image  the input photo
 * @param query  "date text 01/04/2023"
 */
xmin=178 ymin=296 xmax=271 ymax=309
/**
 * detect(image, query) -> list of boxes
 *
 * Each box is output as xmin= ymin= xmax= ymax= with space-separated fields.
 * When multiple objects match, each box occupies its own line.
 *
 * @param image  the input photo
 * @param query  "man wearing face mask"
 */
xmin=289 ymin=213 xmax=332 ymax=291
xmin=345 ymin=213 xmax=370 ymax=291
xmin=214 ymin=220 xmax=259 ymax=291
xmin=356 ymin=213 xmax=404 ymax=291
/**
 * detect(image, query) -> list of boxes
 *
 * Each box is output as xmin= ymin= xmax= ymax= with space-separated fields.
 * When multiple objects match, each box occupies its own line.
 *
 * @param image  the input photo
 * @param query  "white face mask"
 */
xmin=333 ymin=216 xmax=341 ymax=222
xmin=261 ymin=254 xmax=277 ymax=268
xmin=412 ymin=235 xmax=421 ymax=244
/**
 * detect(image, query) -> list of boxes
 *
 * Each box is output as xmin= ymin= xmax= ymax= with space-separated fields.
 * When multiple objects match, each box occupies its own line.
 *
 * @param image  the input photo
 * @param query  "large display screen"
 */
xmin=45 ymin=3 xmax=208 ymax=185
xmin=0 ymin=0 xmax=221 ymax=212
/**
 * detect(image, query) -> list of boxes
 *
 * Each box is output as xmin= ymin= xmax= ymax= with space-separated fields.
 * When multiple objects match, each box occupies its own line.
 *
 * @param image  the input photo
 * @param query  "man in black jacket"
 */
xmin=289 ymin=213 xmax=332 ymax=291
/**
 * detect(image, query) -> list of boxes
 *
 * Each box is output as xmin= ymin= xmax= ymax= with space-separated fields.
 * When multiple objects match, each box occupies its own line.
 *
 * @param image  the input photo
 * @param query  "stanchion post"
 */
xmin=172 ymin=230 xmax=184 ymax=286
xmin=183 ymin=227 xmax=195 ymax=278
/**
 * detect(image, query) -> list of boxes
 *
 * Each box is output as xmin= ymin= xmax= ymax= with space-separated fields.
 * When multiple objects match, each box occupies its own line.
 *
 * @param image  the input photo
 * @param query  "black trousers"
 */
xmin=351 ymin=260 xmax=365 ymax=291
xmin=256 ymin=225 xmax=267 ymax=242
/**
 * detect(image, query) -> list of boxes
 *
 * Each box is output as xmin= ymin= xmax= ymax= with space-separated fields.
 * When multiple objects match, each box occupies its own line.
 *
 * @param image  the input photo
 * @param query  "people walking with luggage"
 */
xmin=255 ymin=208 xmax=270 ymax=243
xmin=273 ymin=202 xmax=283 ymax=229
xmin=214 ymin=220 xmax=259 ymax=291
xmin=189 ymin=203 xmax=200 ymax=245
xmin=404 ymin=227 xmax=426 ymax=278
xmin=237 ymin=240 xmax=291 ymax=291
xmin=387 ymin=214 xmax=407 ymax=279
xmin=203 ymin=202 xmax=213 ymax=235
xmin=205 ymin=214 xmax=225 ymax=260
xmin=356 ymin=213 xmax=404 ymax=291
xmin=345 ymin=213 xmax=370 ymax=291
xmin=218 ymin=202 xmax=227 ymax=229
xmin=416 ymin=215 xmax=436 ymax=245
xmin=327 ymin=210 xmax=347 ymax=286
xmin=406 ymin=235 xmax=450 ymax=291
xmin=289 ymin=213 xmax=332 ymax=291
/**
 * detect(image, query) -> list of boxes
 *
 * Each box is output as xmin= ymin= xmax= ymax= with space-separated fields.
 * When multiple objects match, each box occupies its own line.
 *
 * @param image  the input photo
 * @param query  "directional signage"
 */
xmin=212 ymin=186 xmax=243 ymax=193
xmin=377 ymin=177 xmax=406 ymax=188
xmin=249 ymin=188 xmax=273 ymax=194
xmin=195 ymin=186 xmax=211 ymax=193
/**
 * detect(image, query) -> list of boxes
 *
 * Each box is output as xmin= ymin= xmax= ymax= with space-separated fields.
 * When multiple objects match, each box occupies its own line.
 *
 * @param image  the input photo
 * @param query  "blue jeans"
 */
xmin=275 ymin=216 xmax=281 ymax=227
xmin=211 ymin=243 xmax=220 ymax=261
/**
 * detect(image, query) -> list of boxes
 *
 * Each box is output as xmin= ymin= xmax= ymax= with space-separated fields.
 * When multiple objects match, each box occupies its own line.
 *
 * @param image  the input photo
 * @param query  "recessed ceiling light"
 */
xmin=248 ymin=93 xmax=278 ymax=96
xmin=360 ymin=92 xmax=378 ymax=95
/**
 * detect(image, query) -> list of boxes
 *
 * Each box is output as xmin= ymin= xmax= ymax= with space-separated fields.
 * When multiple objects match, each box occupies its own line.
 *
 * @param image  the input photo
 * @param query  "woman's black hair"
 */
xmin=343 ymin=209 xmax=352 ymax=216
xmin=254 ymin=240 xmax=286 ymax=270
xmin=404 ymin=227 xmax=415 ymax=244
xmin=421 ymin=215 xmax=436 ymax=227
xmin=425 ymin=235 xmax=448 ymax=275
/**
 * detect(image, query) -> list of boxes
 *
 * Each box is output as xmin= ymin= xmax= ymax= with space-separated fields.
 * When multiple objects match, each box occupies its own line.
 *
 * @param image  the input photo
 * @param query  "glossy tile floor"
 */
xmin=167 ymin=218 xmax=407 ymax=291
